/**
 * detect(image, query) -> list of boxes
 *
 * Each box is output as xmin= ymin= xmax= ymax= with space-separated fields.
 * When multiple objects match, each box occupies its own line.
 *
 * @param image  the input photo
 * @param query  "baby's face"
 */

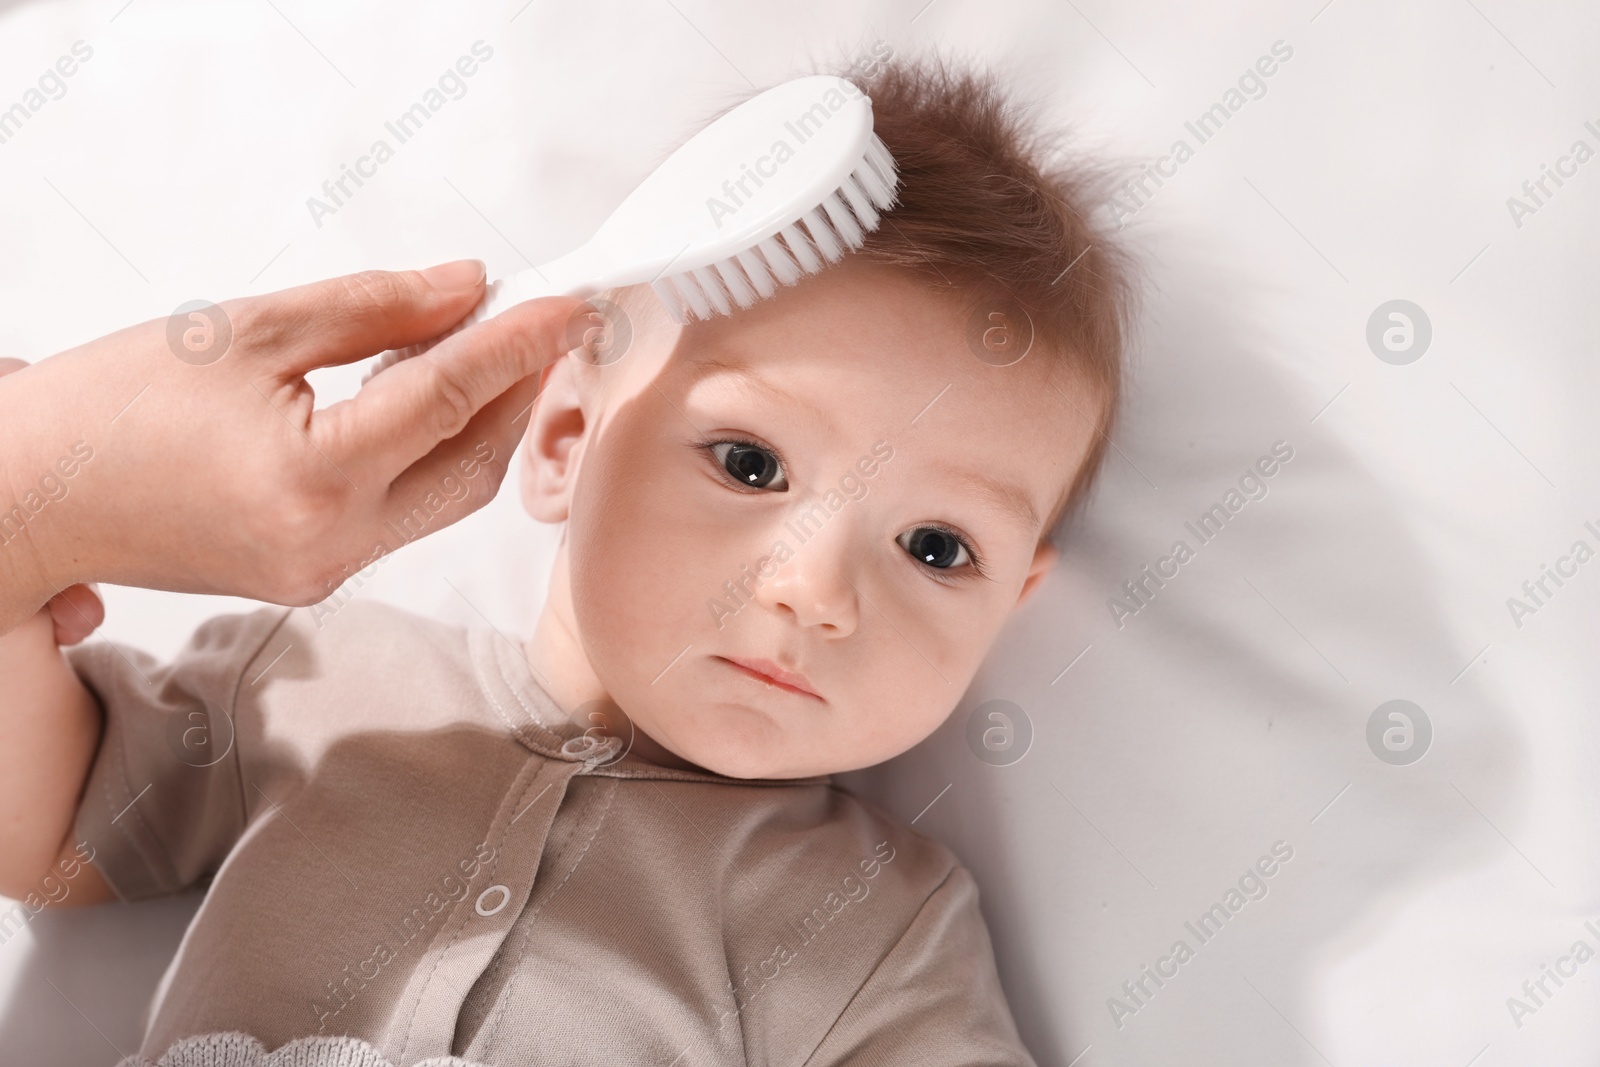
xmin=527 ymin=258 xmax=1097 ymax=779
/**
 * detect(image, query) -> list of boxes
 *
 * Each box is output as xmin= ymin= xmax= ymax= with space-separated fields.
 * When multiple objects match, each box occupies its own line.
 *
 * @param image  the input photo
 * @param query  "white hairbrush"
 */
xmin=365 ymin=74 xmax=898 ymax=381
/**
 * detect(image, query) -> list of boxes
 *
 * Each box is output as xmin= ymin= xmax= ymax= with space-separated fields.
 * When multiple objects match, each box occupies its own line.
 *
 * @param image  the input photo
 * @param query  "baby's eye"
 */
xmin=897 ymin=526 xmax=972 ymax=570
xmin=709 ymin=440 xmax=788 ymax=491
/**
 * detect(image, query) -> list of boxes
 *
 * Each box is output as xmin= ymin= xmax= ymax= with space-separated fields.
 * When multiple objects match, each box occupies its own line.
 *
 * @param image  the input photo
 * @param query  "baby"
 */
xmin=1 ymin=53 xmax=1132 ymax=1066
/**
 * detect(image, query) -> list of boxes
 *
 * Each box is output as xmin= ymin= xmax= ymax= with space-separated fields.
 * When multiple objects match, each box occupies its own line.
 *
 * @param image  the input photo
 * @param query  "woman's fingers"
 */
xmin=381 ymin=347 xmax=556 ymax=534
xmin=316 ymin=295 xmax=583 ymax=488
xmin=46 ymin=583 xmax=103 ymax=646
xmin=235 ymin=261 xmax=487 ymax=376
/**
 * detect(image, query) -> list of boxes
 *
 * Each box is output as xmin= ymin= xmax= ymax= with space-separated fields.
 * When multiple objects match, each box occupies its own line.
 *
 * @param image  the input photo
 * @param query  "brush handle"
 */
xmin=361 ymin=252 xmax=601 ymax=385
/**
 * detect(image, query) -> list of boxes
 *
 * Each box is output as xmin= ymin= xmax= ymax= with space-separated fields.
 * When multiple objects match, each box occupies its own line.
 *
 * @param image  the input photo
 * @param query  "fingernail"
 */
xmin=421 ymin=258 xmax=486 ymax=291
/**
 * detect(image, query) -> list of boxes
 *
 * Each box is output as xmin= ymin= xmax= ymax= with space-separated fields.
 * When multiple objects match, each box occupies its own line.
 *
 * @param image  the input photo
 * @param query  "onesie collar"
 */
xmin=467 ymin=621 xmax=833 ymax=788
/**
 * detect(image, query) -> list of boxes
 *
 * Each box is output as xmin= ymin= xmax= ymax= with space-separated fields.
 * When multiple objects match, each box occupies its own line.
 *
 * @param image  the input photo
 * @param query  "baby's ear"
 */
xmin=518 ymin=353 xmax=594 ymax=523
xmin=1014 ymin=537 xmax=1060 ymax=608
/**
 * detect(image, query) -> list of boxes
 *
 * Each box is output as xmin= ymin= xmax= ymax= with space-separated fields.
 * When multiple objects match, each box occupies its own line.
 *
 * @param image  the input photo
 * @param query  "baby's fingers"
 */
xmin=46 ymin=583 xmax=103 ymax=647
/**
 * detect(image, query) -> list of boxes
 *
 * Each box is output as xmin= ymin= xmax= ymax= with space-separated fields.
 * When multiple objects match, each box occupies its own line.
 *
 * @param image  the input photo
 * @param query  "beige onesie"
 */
xmin=65 ymin=598 xmax=1038 ymax=1066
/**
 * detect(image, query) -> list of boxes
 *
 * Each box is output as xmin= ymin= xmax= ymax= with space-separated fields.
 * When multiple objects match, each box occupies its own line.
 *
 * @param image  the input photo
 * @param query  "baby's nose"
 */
xmin=752 ymin=511 xmax=860 ymax=636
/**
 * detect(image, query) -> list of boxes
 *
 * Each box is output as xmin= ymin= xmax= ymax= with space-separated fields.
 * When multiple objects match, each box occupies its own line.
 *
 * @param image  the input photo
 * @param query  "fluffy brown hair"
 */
xmin=837 ymin=50 xmax=1138 ymax=536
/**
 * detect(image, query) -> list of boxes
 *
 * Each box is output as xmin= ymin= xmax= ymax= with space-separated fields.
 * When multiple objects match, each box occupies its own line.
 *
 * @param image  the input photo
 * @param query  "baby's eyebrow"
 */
xmin=944 ymin=466 xmax=1042 ymax=533
xmin=685 ymin=357 xmax=840 ymax=436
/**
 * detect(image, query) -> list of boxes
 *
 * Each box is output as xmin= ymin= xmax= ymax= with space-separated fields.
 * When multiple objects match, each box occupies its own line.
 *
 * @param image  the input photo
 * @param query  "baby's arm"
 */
xmin=0 ymin=607 xmax=112 ymax=905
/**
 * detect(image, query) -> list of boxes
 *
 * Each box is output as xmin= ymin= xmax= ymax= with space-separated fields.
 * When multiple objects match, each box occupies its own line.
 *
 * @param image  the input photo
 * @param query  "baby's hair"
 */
xmin=832 ymin=49 xmax=1139 ymax=538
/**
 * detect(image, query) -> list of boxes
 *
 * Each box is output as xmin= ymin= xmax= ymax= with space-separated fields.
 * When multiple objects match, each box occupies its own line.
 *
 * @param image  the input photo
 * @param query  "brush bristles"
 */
xmin=778 ymin=222 xmax=823 ymax=274
xmin=651 ymin=133 xmax=900 ymax=325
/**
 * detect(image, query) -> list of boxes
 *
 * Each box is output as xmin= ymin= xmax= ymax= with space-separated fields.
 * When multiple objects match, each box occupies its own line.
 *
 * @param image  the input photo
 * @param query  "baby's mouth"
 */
xmin=714 ymin=655 xmax=823 ymax=701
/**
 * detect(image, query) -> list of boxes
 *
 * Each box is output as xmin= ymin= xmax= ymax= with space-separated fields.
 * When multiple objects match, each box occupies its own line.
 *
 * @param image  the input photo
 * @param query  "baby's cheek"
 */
xmin=575 ymin=452 xmax=680 ymax=599
xmin=890 ymin=689 xmax=954 ymax=760
xmin=816 ymin=664 xmax=926 ymax=771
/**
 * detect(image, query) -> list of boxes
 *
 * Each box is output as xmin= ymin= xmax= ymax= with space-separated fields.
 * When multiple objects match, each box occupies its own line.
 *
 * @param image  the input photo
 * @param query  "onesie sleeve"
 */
xmin=801 ymin=863 xmax=1039 ymax=1067
xmin=65 ymin=606 xmax=293 ymax=903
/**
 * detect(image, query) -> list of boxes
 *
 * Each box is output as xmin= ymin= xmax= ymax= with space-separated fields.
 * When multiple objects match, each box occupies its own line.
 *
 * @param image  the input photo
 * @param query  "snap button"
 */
xmin=560 ymin=733 xmax=620 ymax=761
xmin=475 ymin=884 xmax=510 ymax=917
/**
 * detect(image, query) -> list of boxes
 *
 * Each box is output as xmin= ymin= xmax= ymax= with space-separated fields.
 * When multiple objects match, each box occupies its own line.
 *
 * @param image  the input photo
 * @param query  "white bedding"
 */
xmin=2 ymin=0 xmax=1596 ymax=1063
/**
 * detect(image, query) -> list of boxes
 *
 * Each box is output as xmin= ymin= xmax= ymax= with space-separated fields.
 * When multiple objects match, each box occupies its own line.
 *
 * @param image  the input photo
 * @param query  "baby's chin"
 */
xmin=661 ymin=733 xmax=801 ymax=781
xmin=644 ymin=706 xmax=834 ymax=781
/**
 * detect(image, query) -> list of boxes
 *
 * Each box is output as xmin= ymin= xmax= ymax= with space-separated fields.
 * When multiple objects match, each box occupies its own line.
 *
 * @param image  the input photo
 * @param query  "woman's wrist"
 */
xmin=0 ymin=483 xmax=60 ymax=635
xmin=0 ymin=553 xmax=53 ymax=635
xmin=0 ymin=364 xmax=88 ymax=631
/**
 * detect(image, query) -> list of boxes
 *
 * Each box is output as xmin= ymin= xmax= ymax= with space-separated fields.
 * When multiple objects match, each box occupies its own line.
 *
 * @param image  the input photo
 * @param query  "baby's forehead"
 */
xmin=619 ymin=264 xmax=1093 ymax=438
xmin=675 ymin=322 xmax=1077 ymax=404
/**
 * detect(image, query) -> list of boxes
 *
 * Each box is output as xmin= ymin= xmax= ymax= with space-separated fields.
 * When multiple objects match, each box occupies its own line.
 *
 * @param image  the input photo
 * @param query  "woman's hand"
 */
xmin=0 ymin=261 xmax=583 ymax=632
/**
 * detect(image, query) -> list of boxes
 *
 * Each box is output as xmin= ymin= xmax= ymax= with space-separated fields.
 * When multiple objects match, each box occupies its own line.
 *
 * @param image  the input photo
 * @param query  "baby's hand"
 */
xmin=1 ymin=583 xmax=100 ymax=654
xmin=41 ymin=583 xmax=102 ymax=647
